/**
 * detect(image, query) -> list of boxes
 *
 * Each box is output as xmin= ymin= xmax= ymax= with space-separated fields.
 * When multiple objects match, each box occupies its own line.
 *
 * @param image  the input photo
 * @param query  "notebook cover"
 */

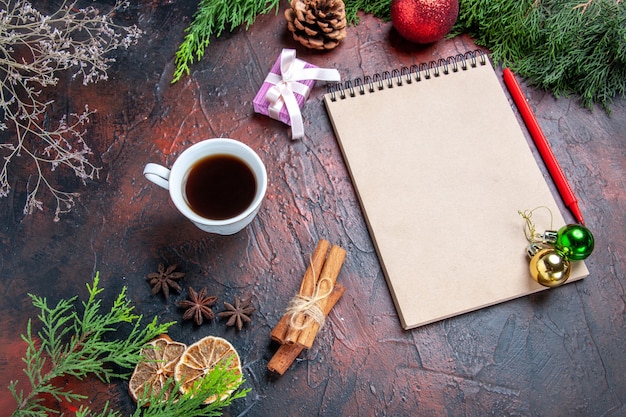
xmin=323 ymin=55 xmax=589 ymax=330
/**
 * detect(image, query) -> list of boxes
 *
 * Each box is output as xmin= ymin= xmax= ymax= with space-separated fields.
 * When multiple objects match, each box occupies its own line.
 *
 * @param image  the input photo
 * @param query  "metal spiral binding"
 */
xmin=327 ymin=49 xmax=486 ymax=102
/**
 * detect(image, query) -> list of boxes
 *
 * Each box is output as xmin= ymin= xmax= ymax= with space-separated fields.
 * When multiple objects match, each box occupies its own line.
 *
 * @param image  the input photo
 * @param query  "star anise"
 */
xmin=178 ymin=287 xmax=218 ymax=326
xmin=218 ymin=296 xmax=256 ymax=331
xmin=146 ymin=263 xmax=184 ymax=299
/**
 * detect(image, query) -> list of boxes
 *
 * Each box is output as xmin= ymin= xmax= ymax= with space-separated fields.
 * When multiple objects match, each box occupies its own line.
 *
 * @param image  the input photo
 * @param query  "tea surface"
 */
xmin=184 ymin=154 xmax=256 ymax=220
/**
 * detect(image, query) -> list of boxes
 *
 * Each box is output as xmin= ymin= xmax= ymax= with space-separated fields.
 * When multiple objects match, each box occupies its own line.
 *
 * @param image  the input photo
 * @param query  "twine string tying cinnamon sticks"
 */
xmin=285 ymin=274 xmax=334 ymax=330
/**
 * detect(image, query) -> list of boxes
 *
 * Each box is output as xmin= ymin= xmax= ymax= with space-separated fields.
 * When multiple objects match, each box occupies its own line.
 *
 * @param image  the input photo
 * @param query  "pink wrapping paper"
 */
xmin=253 ymin=54 xmax=318 ymax=126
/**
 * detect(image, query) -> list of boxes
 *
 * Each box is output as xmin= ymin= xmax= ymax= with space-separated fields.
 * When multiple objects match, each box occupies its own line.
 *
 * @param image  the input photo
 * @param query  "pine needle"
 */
xmin=8 ymin=273 xmax=249 ymax=417
xmin=343 ymin=0 xmax=625 ymax=110
xmin=132 ymin=360 xmax=250 ymax=417
xmin=172 ymin=0 xmax=280 ymax=83
xmin=344 ymin=0 xmax=391 ymax=24
xmin=9 ymin=273 xmax=174 ymax=416
xmin=451 ymin=0 xmax=626 ymax=110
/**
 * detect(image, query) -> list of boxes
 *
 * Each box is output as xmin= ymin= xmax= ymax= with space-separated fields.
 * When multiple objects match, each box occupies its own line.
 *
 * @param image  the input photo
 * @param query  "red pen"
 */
xmin=502 ymin=68 xmax=585 ymax=225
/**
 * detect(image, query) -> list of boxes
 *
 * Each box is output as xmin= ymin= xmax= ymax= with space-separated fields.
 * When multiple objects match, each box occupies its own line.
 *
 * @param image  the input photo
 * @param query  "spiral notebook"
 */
xmin=323 ymin=51 xmax=589 ymax=330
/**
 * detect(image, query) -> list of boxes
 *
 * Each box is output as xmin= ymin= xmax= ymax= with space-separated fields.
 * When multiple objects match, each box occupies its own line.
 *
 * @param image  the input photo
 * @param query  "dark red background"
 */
xmin=1 ymin=1 xmax=625 ymax=416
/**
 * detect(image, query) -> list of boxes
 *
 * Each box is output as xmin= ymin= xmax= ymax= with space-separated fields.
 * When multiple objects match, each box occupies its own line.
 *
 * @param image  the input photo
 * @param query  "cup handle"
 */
xmin=143 ymin=163 xmax=171 ymax=190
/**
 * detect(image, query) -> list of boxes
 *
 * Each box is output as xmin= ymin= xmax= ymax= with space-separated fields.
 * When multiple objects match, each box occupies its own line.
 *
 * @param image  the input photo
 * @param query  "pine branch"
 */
xmin=10 ymin=273 xmax=175 ymax=417
xmin=132 ymin=360 xmax=251 ymax=417
xmin=9 ymin=273 xmax=251 ymax=417
xmin=172 ymin=0 xmax=281 ymax=83
xmin=343 ymin=0 xmax=625 ymax=109
xmin=344 ymin=0 xmax=391 ymax=25
xmin=451 ymin=0 xmax=626 ymax=110
xmin=75 ymin=402 xmax=122 ymax=417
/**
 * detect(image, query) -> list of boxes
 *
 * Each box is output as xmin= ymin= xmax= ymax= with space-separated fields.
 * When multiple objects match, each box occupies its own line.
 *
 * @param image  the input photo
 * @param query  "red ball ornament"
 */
xmin=391 ymin=0 xmax=459 ymax=44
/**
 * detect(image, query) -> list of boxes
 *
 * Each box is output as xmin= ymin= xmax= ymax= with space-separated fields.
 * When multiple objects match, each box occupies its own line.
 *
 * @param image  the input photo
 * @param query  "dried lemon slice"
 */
xmin=173 ymin=335 xmax=242 ymax=403
xmin=128 ymin=334 xmax=187 ymax=404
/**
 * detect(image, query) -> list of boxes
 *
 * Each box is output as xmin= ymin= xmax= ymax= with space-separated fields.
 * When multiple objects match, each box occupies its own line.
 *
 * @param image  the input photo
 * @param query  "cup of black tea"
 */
xmin=143 ymin=138 xmax=267 ymax=234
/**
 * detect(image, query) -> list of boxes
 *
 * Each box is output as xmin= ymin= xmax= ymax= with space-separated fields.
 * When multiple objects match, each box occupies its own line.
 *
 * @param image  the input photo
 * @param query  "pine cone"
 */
xmin=285 ymin=0 xmax=347 ymax=50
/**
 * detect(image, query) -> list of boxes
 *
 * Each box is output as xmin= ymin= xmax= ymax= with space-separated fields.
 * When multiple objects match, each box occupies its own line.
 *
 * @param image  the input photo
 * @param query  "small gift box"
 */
xmin=253 ymin=49 xmax=340 ymax=139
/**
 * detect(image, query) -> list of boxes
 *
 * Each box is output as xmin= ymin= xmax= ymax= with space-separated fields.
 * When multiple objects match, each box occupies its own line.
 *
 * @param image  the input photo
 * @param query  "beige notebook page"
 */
xmin=324 ymin=57 xmax=588 ymax=330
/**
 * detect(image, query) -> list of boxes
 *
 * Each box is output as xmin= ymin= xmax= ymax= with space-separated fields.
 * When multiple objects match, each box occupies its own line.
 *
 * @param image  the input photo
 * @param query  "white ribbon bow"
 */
xmin=265 ymin=49 xmax=340 ymax=139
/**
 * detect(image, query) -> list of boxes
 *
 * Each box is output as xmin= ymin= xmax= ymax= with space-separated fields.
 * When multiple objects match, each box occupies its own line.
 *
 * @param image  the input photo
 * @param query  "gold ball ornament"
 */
xmin=528 ymin=247 xmax=571 ymax=288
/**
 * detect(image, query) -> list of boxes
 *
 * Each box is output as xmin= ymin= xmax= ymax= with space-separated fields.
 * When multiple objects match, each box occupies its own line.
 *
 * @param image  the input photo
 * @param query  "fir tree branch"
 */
xmin=10 ymin=273 xmax=175 ymax=417
xmin=172 ymin=0 xmax=280 ymax=83
xmin=75 ymin=402 xmax=122 ymax=417
xmin=451 ymin=0 xmax=626 ymax=110
xmin=9 ymin=273 xmax=251 ymax=417
xmin=344 ymin=0 xmax=391 ymax=25
xmin=343 ymin=0 xmax=625 ymax=109
xmin=132 ymin=359 xmax=251 ymax=417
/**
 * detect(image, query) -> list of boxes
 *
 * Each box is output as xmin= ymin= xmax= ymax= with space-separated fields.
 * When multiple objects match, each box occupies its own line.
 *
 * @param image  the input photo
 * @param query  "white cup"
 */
xmin=143 ymin=138 xmax=267 ymax=235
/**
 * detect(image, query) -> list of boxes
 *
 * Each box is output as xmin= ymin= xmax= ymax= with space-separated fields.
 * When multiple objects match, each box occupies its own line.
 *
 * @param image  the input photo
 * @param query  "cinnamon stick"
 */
xmin=268 ymin=283 xmax=346 ymax=375
xmin=270 ymin=239 xmax=330 ymax=344
xmin=267 ymin=344 xmax=302 ymax=376
xmin=295 ymin=244 xmax=346 ymax=349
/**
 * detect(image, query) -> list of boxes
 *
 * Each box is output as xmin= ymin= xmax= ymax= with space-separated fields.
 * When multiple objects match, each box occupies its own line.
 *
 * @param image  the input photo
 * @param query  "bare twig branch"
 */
xmin=0 ymin=0 xmax=142 ymax=220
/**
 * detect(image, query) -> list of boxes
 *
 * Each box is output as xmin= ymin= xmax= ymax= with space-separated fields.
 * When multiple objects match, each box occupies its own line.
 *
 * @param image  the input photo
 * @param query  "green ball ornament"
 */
xmin=554 ymin=224 xmax=594 ymax=261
